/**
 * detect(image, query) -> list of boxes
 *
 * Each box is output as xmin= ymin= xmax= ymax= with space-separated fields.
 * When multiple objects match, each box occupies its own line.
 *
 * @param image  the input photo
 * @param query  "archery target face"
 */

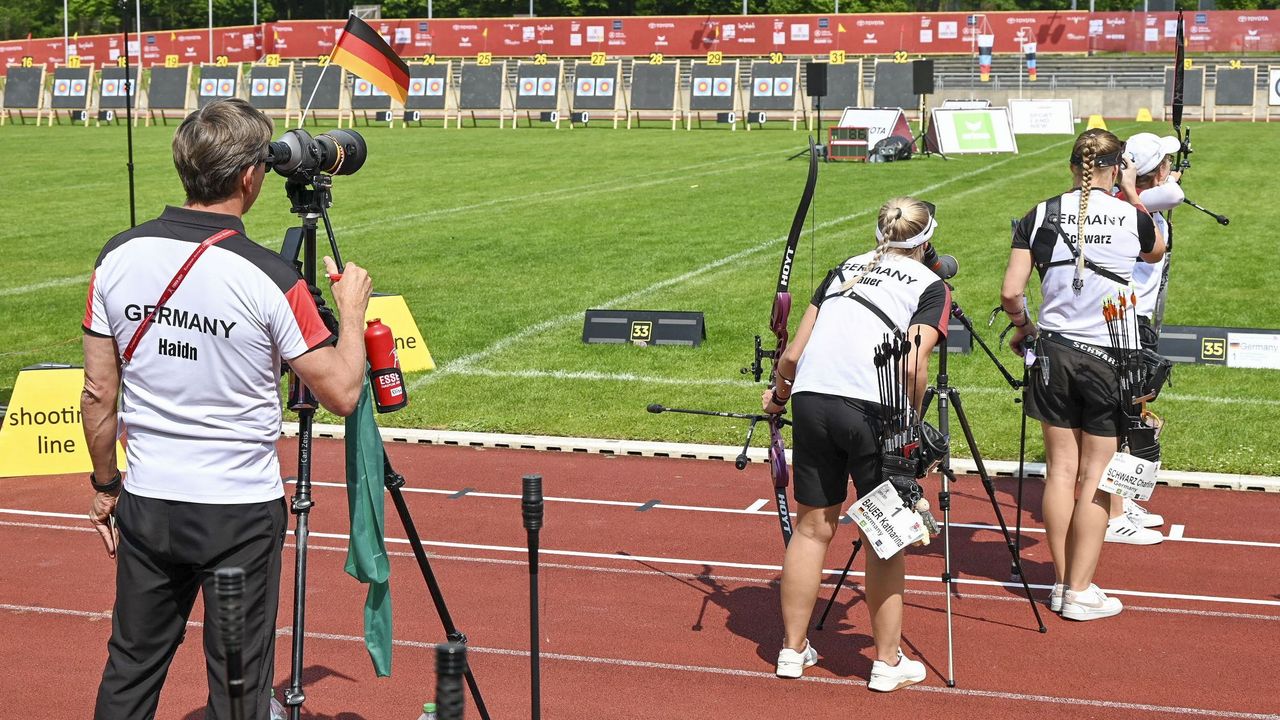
xmin=200 ymin=79 xmax=217 ymax=96
xmin=408 ymin=78 xmax=425 ymax=96
xmin=102 ymin=79 xmax=120 ymax=96
xmin=425 ymin=78 xmax=443 ymax=96
xmin=54 ymin=79 xmax=70 ymax=96
xmin=774 ymin=78 xmax=793 ymax=96
xmin=538 ymin=78 xmax=556 ymax=96
xmin=714 ymin=79 xmax=732 ymax=96
xmin=693 ymin=77 xmax=712 ymax=97
xmin=217 ymin=79 xmax=234 ymax=96
xmin=269 ymin=78 xmax=286 ymax=96
xmin=595 ymin=78 xmax=613 ymax=96
xmin=70 ymin=79 xmax=86 ymax=96
xmin=355 ymin=79 xmax=372 ymax=96
xmin=577 ymin=78 xmax=597 ymax=96
xmin=754 ymin=77 xmax=775 ymax=97
xmin=519 ymin=78 xmax=537 ymax=96
xmin=251 ymin=79 xmax=269 ymax=96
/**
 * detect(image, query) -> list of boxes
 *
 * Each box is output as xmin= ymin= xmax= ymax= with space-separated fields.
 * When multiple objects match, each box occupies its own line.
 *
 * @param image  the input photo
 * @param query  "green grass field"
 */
xmin=1 ymin=119 xmax=1275 ymax=474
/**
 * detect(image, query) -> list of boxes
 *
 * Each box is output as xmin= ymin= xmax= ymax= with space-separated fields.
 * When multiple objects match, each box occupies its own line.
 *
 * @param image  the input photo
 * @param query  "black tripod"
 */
xmin=384 ymin=458 xmax=492 ymax=720
xmin=923 ymin=301 xmax=1046 ymax=687
xmin=281 ymin=177 xmax=331 ymax=720
xmin=279 ymin=176 xmax=490 ymax=719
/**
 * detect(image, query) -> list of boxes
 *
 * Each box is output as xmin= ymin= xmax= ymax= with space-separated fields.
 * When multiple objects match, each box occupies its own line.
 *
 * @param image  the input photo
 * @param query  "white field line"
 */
xmin=0 ymin=276 xmax=83 ymax=297
xmin=2 ymin=602 xmax=1274 ymax=718
xmin=443 ymin=366 xmax=1280 ymax=408
xmin=337 ymin=148 xmax=791 ymax=234
xmin=4 ymin=513 xmax=1277 ymax=608
xmin=412 ymin=138 xmax=1078 ymax=390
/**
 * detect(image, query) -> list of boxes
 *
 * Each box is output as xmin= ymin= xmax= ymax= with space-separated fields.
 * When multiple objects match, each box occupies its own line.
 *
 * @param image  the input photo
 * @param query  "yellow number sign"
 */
xmin=477 ymin=52 xmax=492 ymax=67
xmin=590 ymin=51 xmax=607 ymax=66
xmin=67 ymin=55 xmax=82 ymax=69
xmin=707 ymin=51 xmax=723 ymax=66
xmin=421 ymin=54 xmax=436 ymax=65
xmin=265 ymin=53 xmax=281 ymax=67
xmin=648 ymin=52 xmax=664 ymax=65
xmin=164 ymin=54 xmax=180 ymax=68
xmin=829 ymin=50 xmax=846 ymax=65
xmin=215 ymin=55 xmax=230 ymax=67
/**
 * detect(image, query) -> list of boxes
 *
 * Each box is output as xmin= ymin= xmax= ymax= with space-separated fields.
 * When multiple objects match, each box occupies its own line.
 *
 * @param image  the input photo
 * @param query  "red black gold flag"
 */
xmin=331 ymin=15 xmax=409 ymax=103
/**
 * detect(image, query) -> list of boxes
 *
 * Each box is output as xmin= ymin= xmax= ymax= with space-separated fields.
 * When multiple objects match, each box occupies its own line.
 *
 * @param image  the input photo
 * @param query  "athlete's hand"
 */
xmin=90 ymin=492 xmax=120 ymax=559
xmin=1009 ymin=323 xmax=1038 ymax=357
xmin=762 ymin=387 xmax=786 ymax=415
xmin=1118 ymin=153 xmax=1139 ymax=193
xmin=324 ymin=257 xmax=372 ymax=320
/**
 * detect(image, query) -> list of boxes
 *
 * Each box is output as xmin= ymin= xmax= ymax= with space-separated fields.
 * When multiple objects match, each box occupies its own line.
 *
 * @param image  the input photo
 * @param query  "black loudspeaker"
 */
xmin=912 ymin=59 xmax=935 ymax=96
xmin=805 ymin=62 xmax=828 ymax=98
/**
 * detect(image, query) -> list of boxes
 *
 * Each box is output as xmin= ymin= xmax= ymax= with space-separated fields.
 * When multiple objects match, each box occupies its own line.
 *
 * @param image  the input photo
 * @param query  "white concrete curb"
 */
xmin=282 ymin=423 xmax=1280 ymax=493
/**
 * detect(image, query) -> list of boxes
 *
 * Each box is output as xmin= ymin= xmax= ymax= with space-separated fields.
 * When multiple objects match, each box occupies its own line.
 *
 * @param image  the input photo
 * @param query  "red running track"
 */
xmin=2 ymin=439 xmax=1278 ymax=719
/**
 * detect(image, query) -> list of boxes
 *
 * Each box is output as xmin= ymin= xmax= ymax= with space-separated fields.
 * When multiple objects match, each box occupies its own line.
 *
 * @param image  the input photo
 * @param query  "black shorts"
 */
xmin=1027 ymin=335 xmax=1124 ymax=437
xmin=791 ymin=392 xmax=883 ymax=508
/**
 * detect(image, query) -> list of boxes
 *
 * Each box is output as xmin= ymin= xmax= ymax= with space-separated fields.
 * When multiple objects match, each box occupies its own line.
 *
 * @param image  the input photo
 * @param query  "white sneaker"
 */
xmin=868 ymin=649 xmax=926 ymax=692
xmin=1105 ymin=514 xmax=1163 ymax=545
xmin=1123 ymin=498 xmax=1164 ymax=528
xmin=776 ymin=639 xmax=818 ymax=678
xmin=1061 ymin=584 xmax=1123 ymax=621
xmin=1047 ymin=583 xmax=1064 ymax=613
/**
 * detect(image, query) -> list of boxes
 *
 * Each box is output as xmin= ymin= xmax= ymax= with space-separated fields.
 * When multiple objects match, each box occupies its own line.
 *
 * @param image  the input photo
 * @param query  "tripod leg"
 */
xmin=949 ymin=391 xmax=1047 ymax=633
xmin=383 ymin=459 xmax=493 ymax=720
xmin=815 ymin=538 xmax=862 ymax=631
xmin=285 ymin=407 xmax=316 ymax=720
xmin=934 ymin=388 xmax=956 ymax=688
xmin=1013 ymin=370 xmax=1029 ymax=582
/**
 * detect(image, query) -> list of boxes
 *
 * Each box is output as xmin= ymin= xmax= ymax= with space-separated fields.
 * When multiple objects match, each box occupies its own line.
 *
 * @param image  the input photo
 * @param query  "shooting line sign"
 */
xmin=364 ymin=294 xmax=435 ymax=373
xmin=1 ymin=365 xmax=126 ymax=478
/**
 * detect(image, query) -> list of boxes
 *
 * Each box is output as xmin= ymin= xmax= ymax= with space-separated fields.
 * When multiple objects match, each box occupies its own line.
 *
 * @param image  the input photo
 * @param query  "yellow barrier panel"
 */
xmin=1086 ymin=114 xmax=1108 ymax=130
xmin=1135 ymin=108 xmax=1154 ymax=122
xmin=1 ymin=365 xmax=126 ymax=477
xmin=364 ymin=294 xmax=435 ymax=373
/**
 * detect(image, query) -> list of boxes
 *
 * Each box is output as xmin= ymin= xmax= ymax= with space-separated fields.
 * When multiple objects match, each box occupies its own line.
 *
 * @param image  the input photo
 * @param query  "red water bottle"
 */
xmin=364 ymin=318 xmax=408 ymax=413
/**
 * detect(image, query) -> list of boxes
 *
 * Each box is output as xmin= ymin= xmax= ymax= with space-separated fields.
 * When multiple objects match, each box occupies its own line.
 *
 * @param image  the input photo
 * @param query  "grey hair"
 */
xmin=172 ymin=98 xmax=274 ymax=204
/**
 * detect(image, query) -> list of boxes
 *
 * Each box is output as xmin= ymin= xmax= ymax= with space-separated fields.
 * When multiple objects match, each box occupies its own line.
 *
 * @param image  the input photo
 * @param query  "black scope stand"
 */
xmin=281 ymin=174 xmax=342 ymax=720
xmin=383 ymin=458 xmax=493 ymax=720
xmin=922 ymin=300 xmax=1046 ymax=689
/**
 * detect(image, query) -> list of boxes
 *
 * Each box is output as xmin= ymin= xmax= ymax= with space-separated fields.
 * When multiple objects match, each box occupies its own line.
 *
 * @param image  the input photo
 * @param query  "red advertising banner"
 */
xmin=3 ymin=11 xmax=1279 ymax=75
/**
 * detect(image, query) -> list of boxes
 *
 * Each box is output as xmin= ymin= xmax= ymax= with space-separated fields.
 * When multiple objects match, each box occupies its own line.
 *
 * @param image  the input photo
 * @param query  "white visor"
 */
xmin=876 ymin=214 xmax=938 ymax=249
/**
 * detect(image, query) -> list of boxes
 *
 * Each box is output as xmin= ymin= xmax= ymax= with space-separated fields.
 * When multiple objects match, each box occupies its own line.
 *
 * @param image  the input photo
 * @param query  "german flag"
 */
xmin=331 ymin=15 xmax=409 ymax=104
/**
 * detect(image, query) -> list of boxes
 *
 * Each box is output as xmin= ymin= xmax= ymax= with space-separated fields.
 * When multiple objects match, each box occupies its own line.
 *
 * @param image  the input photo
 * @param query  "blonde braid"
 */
xmin=837 ymin=201 xmax=926 ymax=293
xmin=837 ymin=242 xmax=890 ymax=293
xmin=1076 ymin=139 xmax=1095 ymax=295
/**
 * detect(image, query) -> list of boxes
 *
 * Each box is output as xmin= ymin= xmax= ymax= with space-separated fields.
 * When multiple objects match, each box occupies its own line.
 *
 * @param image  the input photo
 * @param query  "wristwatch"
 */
xmin=90 ymin=471 xmax=122 ymax=495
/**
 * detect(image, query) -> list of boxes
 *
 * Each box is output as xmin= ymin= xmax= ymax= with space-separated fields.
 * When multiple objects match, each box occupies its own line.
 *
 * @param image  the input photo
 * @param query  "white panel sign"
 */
xmin=1009 ymin=98 xmax=1076 ymax=134
xmin=929 ymin=107 xmax=1019 ymax=154
xmin=1227 ymin=332 xmax=1280 ymax=369
xmin=835 ymin=107 xmax=912 ymax=149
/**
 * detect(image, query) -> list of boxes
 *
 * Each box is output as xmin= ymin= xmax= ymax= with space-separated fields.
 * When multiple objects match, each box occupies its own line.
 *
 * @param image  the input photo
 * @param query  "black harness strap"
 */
xmin=1034 ymin=196 xmax=1130 ymax=287
xmin=848 ymin=292 xmax=900 ymax=333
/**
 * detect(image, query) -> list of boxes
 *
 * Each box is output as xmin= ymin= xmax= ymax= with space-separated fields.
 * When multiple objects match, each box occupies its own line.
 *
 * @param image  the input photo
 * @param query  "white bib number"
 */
xmin=849 ymin=480 xmax=927 ymax=560
xmin=1098 ymin=452 xmax=1159 ymax=501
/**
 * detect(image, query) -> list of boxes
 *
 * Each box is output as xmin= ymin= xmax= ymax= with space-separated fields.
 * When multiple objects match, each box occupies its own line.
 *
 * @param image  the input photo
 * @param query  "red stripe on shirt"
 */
xmin=936 ymin=283 xmax=952 ymax=337
xmin=82 ymin=271 xmax=96 ymax=329
xmin=284 ymin=279 xmax=333 ymax=350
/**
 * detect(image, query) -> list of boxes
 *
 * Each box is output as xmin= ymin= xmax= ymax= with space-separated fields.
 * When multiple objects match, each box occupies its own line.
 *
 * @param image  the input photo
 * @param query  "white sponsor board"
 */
xmin=1009 ymin=98 xmax=1076 ymax=134
xmin=1269 ymin=68 xmax=1280 ymax=106
xmin=835 ymin=107 xmax=912 ymax=149
xmin=940 ymin=99 xmax=990 ymax=109
xmin=1227 ymin=332 xmax=1280 ymax=369
xmin=928 ymin=107 xmax=1019 ymax=154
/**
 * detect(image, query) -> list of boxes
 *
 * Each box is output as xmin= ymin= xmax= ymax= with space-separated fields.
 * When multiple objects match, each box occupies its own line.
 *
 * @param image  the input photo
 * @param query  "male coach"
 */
xmin=82 ymin=98 xmax=373 ymax=719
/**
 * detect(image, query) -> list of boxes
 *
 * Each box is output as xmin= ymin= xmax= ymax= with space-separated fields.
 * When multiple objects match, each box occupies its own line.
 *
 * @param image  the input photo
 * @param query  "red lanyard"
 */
xmin=121 ymin=228 xmax=239 ymax=364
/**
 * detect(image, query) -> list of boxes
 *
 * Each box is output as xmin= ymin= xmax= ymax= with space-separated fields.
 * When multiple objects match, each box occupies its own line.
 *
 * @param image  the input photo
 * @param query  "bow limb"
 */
xmin=1155 ymin=11 xmax=1186 ymax=336
xmin=766 ymin=137 xmax=819 ymax=547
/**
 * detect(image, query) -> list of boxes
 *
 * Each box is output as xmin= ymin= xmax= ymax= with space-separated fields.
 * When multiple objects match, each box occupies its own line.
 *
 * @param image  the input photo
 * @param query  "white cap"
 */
xmin=1125 ymin=133 xmax=1181 ymax=175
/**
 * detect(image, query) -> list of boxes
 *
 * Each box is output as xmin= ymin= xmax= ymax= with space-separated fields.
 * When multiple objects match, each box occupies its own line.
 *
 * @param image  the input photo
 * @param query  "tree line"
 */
xmin=3 ymin=0 xmax=1277 ymax=43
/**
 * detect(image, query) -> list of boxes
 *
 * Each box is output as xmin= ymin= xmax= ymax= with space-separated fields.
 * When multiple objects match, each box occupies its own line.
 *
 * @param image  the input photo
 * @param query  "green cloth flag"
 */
xmin=344 ymin=378 xmax=393 ymax=676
